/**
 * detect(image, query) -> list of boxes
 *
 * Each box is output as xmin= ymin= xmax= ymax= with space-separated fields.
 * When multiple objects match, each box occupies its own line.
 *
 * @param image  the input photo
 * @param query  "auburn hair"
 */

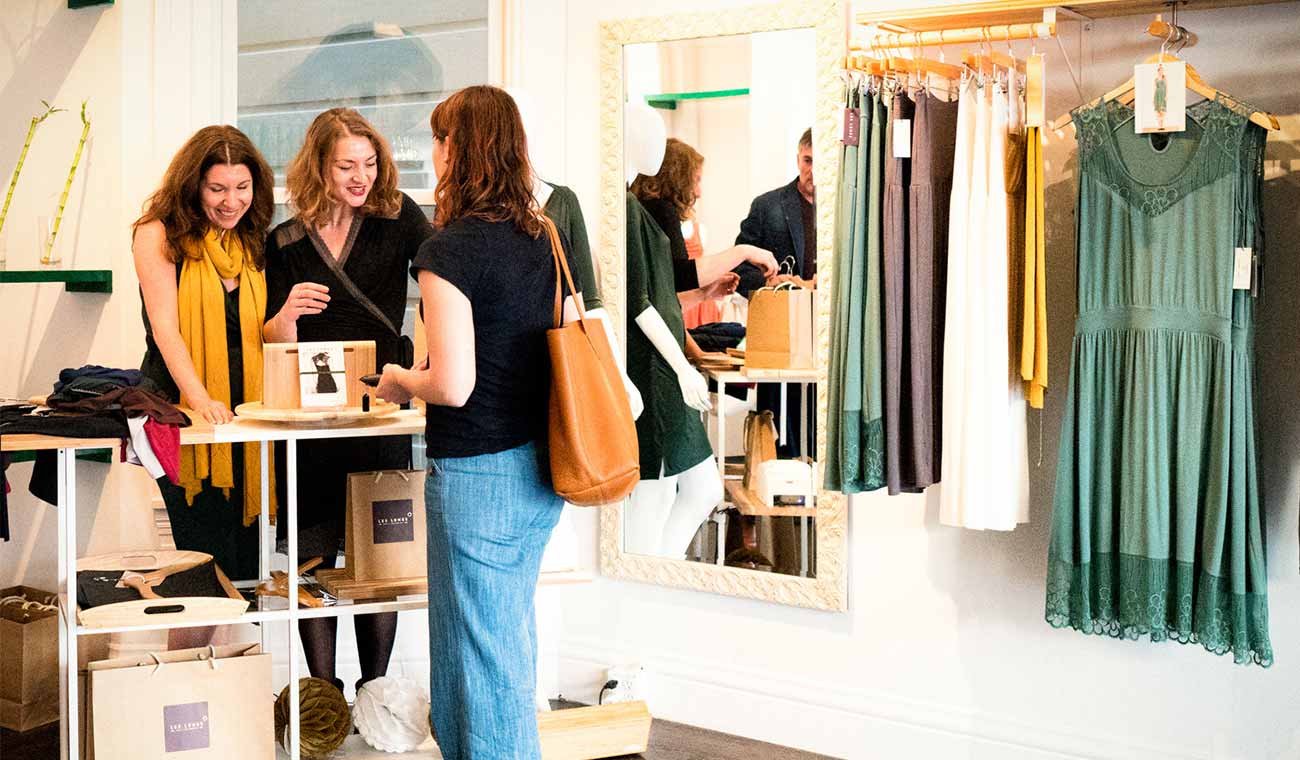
xmin=430 ymin=86 xmax=541 ymax=237
xmin=133 ymin=125 xmax=274 ymax=268
xmin=286 ymin=108 xmax=402 ymax=227
xmin=630 ymin=137 xmax=703 ymax=222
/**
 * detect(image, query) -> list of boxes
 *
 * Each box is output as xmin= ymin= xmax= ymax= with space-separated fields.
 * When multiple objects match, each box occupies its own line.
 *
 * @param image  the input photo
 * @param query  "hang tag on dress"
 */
xmin=1134 ymin=61 xmax=1186 ymax=134
xmin=842 ymin=108 xmax=860 ymax=146
xmin=892 ymin=119 xmax=911 ymax=158
xmin=1233 ymin=247 xmax=1253 ymax=290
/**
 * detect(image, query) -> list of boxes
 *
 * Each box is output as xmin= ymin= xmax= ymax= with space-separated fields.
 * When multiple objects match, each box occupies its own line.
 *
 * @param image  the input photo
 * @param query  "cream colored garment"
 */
xmin=940 ymin=78 xmax=1029 ymax=531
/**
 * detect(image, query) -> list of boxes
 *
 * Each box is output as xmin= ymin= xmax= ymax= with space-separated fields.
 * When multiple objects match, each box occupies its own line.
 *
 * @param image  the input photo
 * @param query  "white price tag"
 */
xmin=892 ymin=119 xmax=911 ymax=158
xmin=1233 ymin=247 xmax=1253 ymax=290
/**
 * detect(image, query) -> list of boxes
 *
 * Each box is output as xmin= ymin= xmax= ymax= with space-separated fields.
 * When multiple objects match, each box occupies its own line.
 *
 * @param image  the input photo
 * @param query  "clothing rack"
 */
xmin=854 ymin=19 xmax=1057 ymax=51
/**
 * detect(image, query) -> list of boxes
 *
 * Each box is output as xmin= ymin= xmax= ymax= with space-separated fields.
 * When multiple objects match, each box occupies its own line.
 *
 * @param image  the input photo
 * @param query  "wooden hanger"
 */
xmin=1051 ymin=52 xmax=1279 ymax=132
xmin=888 ymin=55 xmax=963 ymax=82
xmin=962 ymin=51 xmax=1025 ymax=75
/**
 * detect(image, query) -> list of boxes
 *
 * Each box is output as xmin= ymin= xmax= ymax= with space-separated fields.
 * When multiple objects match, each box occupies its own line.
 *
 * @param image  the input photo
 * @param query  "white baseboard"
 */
xmin=556 ymin=636 xmax=1205 ymax=760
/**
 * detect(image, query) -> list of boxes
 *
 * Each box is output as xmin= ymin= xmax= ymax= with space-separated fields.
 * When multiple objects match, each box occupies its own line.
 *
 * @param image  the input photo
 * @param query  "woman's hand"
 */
xmin=192 ymin=397 xmax=234 ymax=425
xmin=276 ymin=282 xmax=330 ymax=322
xmin=376 ymin=363 xmax=413 ymax=405
xmin=739 ymin=245 xmax=779 ymax=279
xmin=701 ymin=271 xmax=739 ymax=301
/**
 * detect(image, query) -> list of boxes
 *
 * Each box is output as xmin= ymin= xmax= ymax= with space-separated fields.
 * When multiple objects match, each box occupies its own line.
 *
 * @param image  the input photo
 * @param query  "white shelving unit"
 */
xmin=703 ymin=367 xmax=818 ymax=575
xmin=7 ymin=410 xmax=597 ymax=760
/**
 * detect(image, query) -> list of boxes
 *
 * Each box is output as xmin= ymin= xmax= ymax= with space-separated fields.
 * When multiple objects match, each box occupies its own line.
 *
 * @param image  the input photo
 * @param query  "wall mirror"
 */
xmin=597 ymin=1 xmax=846 ymax=610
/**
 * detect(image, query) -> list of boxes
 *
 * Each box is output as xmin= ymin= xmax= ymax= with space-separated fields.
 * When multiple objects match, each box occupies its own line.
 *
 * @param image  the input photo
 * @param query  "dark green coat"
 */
xmin=544 ymin=183 xmax=602 ymax=310
xmin=625 ymin=192 xmax=713 ymax=478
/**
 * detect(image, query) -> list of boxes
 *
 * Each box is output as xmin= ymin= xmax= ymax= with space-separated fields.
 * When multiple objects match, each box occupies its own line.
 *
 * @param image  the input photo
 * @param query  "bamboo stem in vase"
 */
xmin=44 ymin=100 xmax=90 ymax=265
xmin=0 ymin=101 xmax=62 ymax=239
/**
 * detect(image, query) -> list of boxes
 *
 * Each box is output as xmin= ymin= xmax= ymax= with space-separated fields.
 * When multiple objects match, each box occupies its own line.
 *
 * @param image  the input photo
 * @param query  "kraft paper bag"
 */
xmin=745 ymin=286 xmax=815 ymax=370
xmin=0 ymin=586 xmax=59 ymax=731
xmin=345 ymin=470 xmax=428 ymax=581
xmin=87 ymin=643 xmax=272 ymax=760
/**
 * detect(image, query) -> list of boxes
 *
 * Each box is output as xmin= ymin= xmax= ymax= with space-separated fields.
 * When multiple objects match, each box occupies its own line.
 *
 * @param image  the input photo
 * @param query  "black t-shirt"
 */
xmin=411 ymin=217 xmax=573 ymax=459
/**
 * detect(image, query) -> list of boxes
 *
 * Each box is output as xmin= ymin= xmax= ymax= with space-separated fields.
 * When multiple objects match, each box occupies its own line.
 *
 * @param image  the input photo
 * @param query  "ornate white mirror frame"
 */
xmin=596 ymin=0 xmax=847 ymax=611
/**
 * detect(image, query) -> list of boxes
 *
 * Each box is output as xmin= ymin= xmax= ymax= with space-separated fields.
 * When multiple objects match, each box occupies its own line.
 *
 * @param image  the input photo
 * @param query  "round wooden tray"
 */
xmin=234 ymin=400 xmax=401 ymax=426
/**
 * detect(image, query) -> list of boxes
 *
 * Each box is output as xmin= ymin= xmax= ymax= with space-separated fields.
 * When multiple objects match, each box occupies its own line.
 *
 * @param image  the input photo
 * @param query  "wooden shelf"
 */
xmin=0 ymin=269 xmax=111 ymax=293
xmin=724 ymin=480 xmax=817 ymax=518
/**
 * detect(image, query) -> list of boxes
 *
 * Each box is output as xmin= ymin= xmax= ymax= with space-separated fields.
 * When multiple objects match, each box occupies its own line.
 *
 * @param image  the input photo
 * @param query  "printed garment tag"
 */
xmin=1233 ymin=247 xmax=1253 ymax=290
xmin=1134 ymin=61 xmax=1186 ymax=134
xmin=1025 ymin=53 xmax=1046 ymax=128
xmin=842 ymin=108 xmax=860 ymax=146
xmin=892 ymin=119 xmax=911 ymax=158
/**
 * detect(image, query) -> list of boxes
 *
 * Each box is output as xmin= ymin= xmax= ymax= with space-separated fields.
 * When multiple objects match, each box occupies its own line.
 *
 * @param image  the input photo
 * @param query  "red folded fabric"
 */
xmin=142 ymin=420 xmax=180 ymax=485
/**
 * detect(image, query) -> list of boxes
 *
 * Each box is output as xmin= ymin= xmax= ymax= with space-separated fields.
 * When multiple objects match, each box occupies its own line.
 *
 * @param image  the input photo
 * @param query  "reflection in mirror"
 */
xmin=620 ymin=29 xmax=817 ymax=578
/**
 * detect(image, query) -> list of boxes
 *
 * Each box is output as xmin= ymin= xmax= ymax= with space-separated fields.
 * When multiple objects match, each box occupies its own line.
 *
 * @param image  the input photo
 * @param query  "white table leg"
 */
xmin=800 ymin=517 xmax=809 ymax=578
xmin=61 ymin=450 xmax=79 ymax=760
xmin=56 ymin=450 xmax=69 ymax=760
xmin=259 ymin=441 xmax=270 ymax=655
xmin=286 ymin=438 xmax=300 ymax=760
xmin=714 ymin=510 xmax=727 ymax=567
xmin=779 ymin=382 xmax=788 ymax=445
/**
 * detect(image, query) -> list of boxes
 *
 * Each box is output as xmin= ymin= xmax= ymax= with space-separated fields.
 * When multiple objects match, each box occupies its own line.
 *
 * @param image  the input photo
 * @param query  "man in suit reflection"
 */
xmin=734 ymin=128 xmax=815 ymax=460
xmin=732 ymin=127 xmax=815 ymax=297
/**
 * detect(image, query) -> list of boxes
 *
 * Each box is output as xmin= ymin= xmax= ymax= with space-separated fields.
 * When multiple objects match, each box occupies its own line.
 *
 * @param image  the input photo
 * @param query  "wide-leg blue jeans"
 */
xmin=424 ymin=441 xmax=563 ymax=760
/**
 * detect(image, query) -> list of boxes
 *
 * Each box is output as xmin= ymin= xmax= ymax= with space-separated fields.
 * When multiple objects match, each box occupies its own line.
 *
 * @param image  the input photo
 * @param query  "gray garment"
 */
xmin=882 ymin=90 xmax=920 ymax=495
xmin=906 ymin=92 xmax=959 ymax=490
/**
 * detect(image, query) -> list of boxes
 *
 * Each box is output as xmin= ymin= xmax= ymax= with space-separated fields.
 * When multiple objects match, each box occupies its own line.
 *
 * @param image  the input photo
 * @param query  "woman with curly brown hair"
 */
xmin=376 ymin=85 xmax=577 ymax=760
xmin=133 ymin=125 xmax=275 ymax=631
xmin=262 ymin=107 xmax=433 ymax=697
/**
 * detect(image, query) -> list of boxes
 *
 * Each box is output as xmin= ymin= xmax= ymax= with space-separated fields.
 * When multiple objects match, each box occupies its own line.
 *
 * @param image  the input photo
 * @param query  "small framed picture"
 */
xmin=298 ymin=341 xmax=347 ymax=408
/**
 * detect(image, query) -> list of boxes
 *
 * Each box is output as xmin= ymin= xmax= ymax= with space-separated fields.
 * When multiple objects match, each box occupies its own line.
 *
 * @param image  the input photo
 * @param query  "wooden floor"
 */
xmin=2 ymin=704 xmax=838 ymax=760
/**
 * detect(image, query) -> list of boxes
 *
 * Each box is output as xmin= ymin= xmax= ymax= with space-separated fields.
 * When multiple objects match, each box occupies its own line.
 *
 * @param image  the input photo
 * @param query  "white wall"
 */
xmin=509 ymin=2 xmax=1300 ymax=758
xmin=0 ymin=0 xmax=160 ymax=594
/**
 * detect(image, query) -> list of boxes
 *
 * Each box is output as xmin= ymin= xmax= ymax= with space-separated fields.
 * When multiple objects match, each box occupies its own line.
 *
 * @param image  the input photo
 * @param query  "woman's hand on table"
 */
xmin=192 ymin=397 xmax=234 ymax=425
xmin=376 ymin=363 xmax=414 ymax=405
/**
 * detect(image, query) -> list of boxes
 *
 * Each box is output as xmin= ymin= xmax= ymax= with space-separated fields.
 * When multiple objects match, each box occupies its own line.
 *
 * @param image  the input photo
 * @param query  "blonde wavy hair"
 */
xmin=285 ymin=108 xmax=402 ymax=226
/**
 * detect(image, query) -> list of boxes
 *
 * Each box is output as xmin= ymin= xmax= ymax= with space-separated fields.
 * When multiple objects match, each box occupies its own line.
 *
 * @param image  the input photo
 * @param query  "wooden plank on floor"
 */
xmin=539 ymin=701 xmax=652 ymax=760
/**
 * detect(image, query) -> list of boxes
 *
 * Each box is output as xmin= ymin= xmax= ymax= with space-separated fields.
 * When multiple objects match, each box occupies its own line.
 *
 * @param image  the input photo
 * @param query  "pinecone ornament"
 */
xmin=274 ymin=677 xmax=352 ymax=758
xmin=353 ymin=676 xmax=431 ymax=752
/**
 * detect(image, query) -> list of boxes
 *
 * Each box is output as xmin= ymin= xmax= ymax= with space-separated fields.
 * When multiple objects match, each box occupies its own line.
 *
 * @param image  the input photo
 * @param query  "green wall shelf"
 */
xmin=7 ymin=448 xmax=113 ymax=464
xmin=646 ymin=88 xmax=751 ymax=110
xmin=69 ymin=0 xmax=113 ymax=8
xmin=0 ymin=269 xmax=112 ymax=293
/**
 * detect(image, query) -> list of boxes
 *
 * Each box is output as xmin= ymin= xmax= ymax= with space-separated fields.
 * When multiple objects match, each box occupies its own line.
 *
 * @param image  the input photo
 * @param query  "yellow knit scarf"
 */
xmin=177 ymin=228 xmax=274 ymax=526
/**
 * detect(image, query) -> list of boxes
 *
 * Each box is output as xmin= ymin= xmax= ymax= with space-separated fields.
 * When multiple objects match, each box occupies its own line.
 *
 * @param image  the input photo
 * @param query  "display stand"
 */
xmin=3 ymin=410 xmax=647 ymax=760
xmin=705 ymin=367 xmax=818 ymax=576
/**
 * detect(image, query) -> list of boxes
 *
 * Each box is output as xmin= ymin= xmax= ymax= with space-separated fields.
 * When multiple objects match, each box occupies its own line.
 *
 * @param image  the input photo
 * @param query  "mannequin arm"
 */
xmin=564 ymin=295 xmax=644 ymax=420
xmin=634 ymin=306 xmax=710 ymax=412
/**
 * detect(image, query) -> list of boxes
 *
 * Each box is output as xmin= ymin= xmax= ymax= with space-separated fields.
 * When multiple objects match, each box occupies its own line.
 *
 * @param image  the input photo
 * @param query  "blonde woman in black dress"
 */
xmin=263 ymin=108 xmax=433 ymax=695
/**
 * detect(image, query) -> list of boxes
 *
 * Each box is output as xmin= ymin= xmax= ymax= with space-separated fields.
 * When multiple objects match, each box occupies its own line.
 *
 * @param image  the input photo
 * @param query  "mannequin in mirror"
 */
xmin=621 ymin=101 xmax=725 ymax=559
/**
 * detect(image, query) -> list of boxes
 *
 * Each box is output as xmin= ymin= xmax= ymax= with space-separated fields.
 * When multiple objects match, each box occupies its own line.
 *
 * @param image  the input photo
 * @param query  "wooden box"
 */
xmin=262 ymin=341 xmax=376 ymax=410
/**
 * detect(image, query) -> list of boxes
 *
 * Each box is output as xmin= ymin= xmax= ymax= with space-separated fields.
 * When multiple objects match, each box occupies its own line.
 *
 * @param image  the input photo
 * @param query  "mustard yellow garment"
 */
xmin=1021 ymin=126 xmax=1048 ymax=409
xmin=177 ymin=228 xmax=274 ymax=525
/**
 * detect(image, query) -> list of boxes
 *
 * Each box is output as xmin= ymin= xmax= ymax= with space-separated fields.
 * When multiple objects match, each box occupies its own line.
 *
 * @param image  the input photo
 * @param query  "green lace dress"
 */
xmin=1046 ymin=95 xmax=1271 ymax=665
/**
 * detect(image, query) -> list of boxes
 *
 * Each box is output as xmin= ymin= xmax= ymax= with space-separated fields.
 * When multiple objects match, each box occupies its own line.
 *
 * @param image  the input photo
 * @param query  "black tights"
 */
xmin=300 ymin=554 xmax=397 ymax=692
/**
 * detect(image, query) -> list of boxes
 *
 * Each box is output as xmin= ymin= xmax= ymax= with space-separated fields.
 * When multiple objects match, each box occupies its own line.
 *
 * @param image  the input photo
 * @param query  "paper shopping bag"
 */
xmin=345 ymin=470 xmax=428 ymax=581
xmin=87 ymin=643 xmax=272 ymax=759
xmin=745 ymin=286 xmax=815 ymax=369
xmin=0 ymin=586 xmax=59 ymax=731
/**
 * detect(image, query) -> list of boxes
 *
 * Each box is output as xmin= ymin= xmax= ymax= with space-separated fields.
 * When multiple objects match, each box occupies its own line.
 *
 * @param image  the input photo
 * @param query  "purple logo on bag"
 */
xmin=372 ymin=499 xmax=415 ymax=544
xmin=163 ymin=701 xmax=210 ymax=752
